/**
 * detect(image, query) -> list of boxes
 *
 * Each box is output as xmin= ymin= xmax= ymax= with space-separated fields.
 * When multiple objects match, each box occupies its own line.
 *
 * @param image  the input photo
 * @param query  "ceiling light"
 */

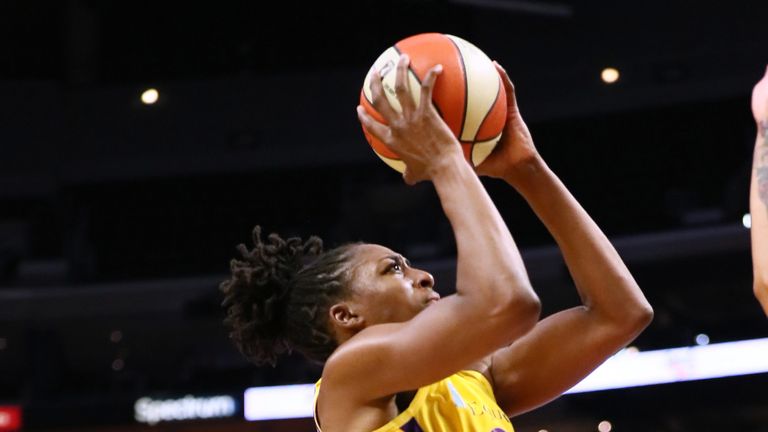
xmin=141 ymin=88 xmax=159 ymax=105
xmin=601 ymin=67 xmax=620 ymax=84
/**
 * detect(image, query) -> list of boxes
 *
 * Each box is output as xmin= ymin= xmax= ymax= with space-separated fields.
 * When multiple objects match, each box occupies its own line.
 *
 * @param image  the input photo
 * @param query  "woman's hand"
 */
xmin=356 ymin=54 xmax=463 ymax=185
xmin=476 ymin=62 xmax=540 ymax=182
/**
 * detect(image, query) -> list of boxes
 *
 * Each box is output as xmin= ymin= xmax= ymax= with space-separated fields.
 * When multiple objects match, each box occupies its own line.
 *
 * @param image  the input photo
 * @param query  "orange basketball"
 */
xmin=360 ymin=33 xmax=507 ymax=173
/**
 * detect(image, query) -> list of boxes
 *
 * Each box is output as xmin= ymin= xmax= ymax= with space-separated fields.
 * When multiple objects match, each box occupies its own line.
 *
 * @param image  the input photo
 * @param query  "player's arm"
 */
xmin=324 ymin=55 xmax=540 ymax=401
xmin=478 ymin=64 xmax=653 ymax=416
xmin=750 ymin=66 xmax=768 ymax=315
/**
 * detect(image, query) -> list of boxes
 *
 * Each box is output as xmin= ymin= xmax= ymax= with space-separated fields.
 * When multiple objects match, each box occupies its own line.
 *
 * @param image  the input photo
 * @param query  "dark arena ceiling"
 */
xmin=0 ymin=1 xmax=767 ymax=431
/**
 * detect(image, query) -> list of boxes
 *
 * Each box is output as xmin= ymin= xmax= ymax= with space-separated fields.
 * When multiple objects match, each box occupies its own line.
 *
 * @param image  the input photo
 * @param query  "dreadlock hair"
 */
xmin=220 ymin=226 xmax=359 ymax=366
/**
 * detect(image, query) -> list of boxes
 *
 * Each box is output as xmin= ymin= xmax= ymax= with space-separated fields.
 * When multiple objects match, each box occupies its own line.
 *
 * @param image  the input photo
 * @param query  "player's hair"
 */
xmin=220 ymin=226 xmax=358 ymax=366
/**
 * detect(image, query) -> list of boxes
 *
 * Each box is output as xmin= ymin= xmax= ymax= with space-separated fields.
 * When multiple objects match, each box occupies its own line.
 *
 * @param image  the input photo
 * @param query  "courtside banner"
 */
xmin=0 ymin=405 xmax=22 ymax=432
xmin=134 ymin=394 xmax=239 ymax=425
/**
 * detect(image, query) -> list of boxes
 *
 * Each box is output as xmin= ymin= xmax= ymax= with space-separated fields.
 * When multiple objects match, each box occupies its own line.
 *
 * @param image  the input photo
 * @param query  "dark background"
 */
xmin=1 ymin=1 xmax=767 ymax=431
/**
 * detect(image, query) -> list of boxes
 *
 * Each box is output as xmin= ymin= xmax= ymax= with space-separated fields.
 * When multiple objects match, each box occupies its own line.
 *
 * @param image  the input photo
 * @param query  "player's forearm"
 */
xmin=750 ymin=128 xmax=768 ymax=315
xmin=505 ymin=156 xmax=652 ymax=325
xmin=431 ymin=155 xmax=538 ymax=313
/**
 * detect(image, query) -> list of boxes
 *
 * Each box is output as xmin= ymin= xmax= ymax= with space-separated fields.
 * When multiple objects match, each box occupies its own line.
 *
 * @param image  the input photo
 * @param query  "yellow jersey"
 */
xmin=313 ymin=370 xmax=514 ymax=432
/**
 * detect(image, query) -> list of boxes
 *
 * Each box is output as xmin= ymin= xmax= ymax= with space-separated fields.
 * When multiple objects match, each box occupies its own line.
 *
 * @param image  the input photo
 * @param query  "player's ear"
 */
xmin=329 ymin=302 xmax=365 ymax=330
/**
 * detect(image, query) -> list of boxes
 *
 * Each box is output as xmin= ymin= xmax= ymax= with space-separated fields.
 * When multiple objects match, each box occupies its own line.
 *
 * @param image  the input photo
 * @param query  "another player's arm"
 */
xmin=477 ymin=64 xmax=652 ymax=416
xmin=750 ymin=66 xmax=768 ymax=315
xmin=752 ymin=126 xmax=768 ymax=314
xmin=327 ymin=55 xmax=540 ymax=401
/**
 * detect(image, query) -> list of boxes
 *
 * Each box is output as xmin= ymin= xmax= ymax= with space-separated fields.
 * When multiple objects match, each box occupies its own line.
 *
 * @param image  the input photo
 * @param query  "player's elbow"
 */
xmin=463 ymin=272 xmax=540 ymax=340
xmin=600 ymin=301 xmax=652 ymax=346
xmin=515 ymin=291 xmax=542 ymax=335
xmin=600 ymin=289 xmax=653 ymax=337
xmin=617 ymin=293 xmax=654 ymax=335
xmin=493 ymin=282 xmax=541 ymax=341
xmin=606 ymin=278 xmax=654 ymax=334
xmin=629 ymin=301 xmax=654 ymax=332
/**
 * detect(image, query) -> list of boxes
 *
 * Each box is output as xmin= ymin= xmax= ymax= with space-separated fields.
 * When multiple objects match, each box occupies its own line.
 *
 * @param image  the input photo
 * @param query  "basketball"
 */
xmin=360 ymin=33 xmax=507 ymax=173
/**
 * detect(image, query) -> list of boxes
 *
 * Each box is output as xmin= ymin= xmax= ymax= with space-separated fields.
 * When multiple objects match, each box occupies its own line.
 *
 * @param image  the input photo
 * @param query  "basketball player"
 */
xmin=220 ymin=54 xmax=653 ymax=431
xmin=750 ymin=65 xmax=768 ymax=315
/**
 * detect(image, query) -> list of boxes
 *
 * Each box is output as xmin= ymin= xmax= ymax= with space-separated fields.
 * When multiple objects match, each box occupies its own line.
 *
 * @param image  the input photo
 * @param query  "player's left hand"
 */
xmin=476 ymin=62 xmax=539 ymax=180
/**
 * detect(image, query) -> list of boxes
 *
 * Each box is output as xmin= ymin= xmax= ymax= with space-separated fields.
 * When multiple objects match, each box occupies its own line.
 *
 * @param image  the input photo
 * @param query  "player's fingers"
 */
xmin=356 ymin=105 xmax=390 ymax=143
xmin=402 ymin=168 xmax=419 ymax=186
xmin=395 ymin=54 xmax=416 ymax=114
xmin=493 ymin=61 xmax=518 ymax=111
xmin=369 ymin=69 xmax=399 ymax=120
xmin=418 ymin=64 xmax=443 ymax=114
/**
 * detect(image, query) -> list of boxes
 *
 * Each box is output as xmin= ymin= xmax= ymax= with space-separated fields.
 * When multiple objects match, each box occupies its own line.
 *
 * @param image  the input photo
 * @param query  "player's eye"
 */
xmin=387 ymin=259 xmax=404 ymax=273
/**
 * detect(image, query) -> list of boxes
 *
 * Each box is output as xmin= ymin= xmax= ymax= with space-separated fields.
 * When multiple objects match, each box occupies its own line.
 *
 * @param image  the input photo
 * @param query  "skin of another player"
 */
xmin=311 ymin=54 xmax=654 ymax=431
xmin=750 ymin=65 xmax=768 ymax=316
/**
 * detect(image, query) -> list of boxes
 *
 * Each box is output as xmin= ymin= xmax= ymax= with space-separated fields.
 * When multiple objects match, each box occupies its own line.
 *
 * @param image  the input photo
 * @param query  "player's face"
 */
xmin=346 ymin=244 xmax=439 ymax=325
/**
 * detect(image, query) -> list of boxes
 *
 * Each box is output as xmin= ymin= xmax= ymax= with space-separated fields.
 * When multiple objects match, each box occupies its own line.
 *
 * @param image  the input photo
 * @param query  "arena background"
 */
xmin=1 ymin=1 xmax=767 ymax=431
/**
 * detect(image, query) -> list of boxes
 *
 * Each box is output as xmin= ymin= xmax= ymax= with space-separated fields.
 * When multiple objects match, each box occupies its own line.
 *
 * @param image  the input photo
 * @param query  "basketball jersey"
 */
xmin=313 ymin=370 xmax=514 ymax=432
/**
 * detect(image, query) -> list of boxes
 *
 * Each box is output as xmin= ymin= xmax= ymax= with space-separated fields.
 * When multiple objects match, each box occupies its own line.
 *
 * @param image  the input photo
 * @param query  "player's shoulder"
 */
xmin=323 ymin=322 xmax=406 ymax=381
xmin=321 ymin=323 xmax=407 ymax=405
